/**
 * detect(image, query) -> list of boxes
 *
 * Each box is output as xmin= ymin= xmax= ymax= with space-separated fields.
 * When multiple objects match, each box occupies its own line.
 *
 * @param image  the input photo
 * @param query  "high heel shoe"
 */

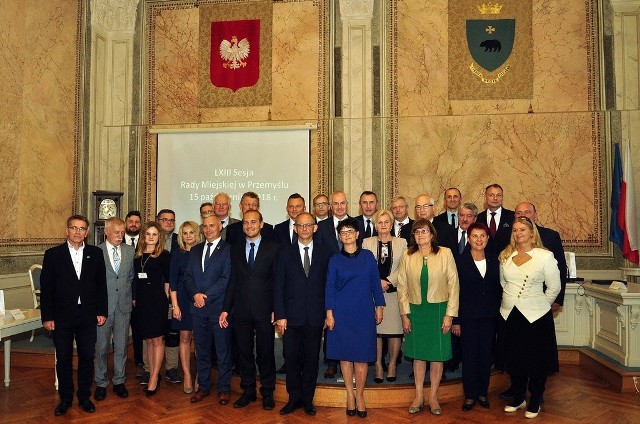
xmin=374 ymin=377 xmax=384 ymax=384
xmin=386 ymin=375 xmax=396 ymax=382
xmin=356 ymin=409 xmax=367 ymax=418
xmin=477 ymin=396 xmax=490 ymax=409
xmin=145 ymin=378 xmax=160 ymax=397
xmin=462 ymin=399 xmax=475 ymax=411
xmin=346 ymin=408 xmax=356 ymax=416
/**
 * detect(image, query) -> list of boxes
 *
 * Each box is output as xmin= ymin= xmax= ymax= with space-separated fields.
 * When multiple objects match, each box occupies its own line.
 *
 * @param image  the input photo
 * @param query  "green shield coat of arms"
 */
xmin=466 ymin=19 xmax=515 ymax=72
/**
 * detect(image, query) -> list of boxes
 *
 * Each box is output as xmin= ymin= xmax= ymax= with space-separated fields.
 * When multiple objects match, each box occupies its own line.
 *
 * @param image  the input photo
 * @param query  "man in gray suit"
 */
xmin=94 ymin=217 xmax=135 ymax=401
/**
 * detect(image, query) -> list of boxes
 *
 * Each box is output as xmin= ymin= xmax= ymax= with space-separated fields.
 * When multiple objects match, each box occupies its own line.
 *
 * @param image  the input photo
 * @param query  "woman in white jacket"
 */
xmin=499 ymin=217 xmax=560 ymax=419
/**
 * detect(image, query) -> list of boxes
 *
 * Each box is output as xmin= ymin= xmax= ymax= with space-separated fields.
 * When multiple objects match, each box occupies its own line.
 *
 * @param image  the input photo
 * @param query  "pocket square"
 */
xmin=502 ymin=223 xmax=510 ymax=228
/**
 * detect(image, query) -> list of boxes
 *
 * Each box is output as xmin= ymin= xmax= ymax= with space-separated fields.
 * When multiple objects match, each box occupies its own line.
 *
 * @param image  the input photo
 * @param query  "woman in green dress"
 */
xmin=397 ymin=219 xmax=459 ymax=415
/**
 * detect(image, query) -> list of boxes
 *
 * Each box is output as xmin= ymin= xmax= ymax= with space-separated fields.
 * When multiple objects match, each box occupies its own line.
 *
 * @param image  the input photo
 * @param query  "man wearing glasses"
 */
xmin=415 ymin=193 xmax=452 ymax=245
xmin=312 ymin=194 xmax=331 ymax=221
xmin=40 ymin=215 xmax=107 ymax=416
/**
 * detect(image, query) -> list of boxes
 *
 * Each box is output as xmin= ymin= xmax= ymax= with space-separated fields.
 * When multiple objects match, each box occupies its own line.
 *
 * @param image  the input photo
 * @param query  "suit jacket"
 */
xmin=397 ymin=246 xmax=459 ymax=317
xmin=273 ymin=242 xmax=332 ymax=327
xmin=273 ymin=219 xmax=297 ymax=246
xmin=453 ymin=249 xmax=501 ymax=323
xmin=221 ymin=217 xmax=240 ymax=241
xmin=538 ymin=225 xmax=567 ymax=305
xmin=98 ymin=242 xmax=135 ymax=315
xmin=223 ymin=238 xmax=279 ymax=321
xmin=390 ymin=218 xmax=414 ymax=246
xmin=184 ymin=239 xmax=232 ymax=317
xmin=315 ymin=216 xmax=347 ymax=253
xmin=441 ymin=226 xmax=466 ymax=257
xmin=165 ymin=232 xmax=179 ymax=253
xmin=40 ymin=242 xmax=108 ymax=327
xmin=225 ymin=220 xmax=274 ymax=245
xmin=355 ymin=215 xmax=378 ymax=244
xmin=361 ymin=236 xmax=407 ymax=286
xmin=433 ymin=211 xmax=457 ymax=230
xmin=478 ymin=207 xmax=515 ymax=255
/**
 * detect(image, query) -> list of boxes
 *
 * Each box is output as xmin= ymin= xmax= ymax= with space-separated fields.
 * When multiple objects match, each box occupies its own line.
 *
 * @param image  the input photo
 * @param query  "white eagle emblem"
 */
xmin=219 ymin=35 xmax=250 ymax=69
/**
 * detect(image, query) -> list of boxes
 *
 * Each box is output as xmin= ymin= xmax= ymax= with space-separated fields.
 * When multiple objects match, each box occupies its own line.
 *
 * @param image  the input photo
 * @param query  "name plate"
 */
xmin=9 ymin=309 xmax=25 ymax=320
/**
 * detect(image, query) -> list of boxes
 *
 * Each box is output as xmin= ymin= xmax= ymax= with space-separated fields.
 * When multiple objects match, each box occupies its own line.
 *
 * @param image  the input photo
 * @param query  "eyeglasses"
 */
xmin=413 ymin=228 xmax=431 ymax=235
xmin=158 ymin=218 xmax=176 ymax=223
xmin=294 ymin=223 xmax=315 ymax=229
xmin=68 ymin=226 xmax=88 ymax=232
xmin=415 ymin=204 xmax=434 ymax=210
xmin=338 ymin=229 xmax=356 ymax=236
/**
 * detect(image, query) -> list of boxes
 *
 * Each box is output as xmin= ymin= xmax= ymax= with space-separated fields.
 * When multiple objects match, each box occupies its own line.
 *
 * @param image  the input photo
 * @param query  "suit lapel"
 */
xmin=204 ymin=241 xmax=225 ymax=271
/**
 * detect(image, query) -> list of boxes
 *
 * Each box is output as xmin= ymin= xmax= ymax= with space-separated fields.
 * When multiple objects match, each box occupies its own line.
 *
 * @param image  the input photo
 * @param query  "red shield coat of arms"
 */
xmin=210 ymin=19 xmax=260 ymax=92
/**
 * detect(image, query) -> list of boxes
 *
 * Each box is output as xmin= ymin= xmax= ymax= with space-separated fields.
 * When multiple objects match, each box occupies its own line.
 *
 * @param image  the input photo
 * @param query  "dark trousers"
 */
xmin=234 ymin=317 xmax=276 ymax=396
xmin=130 ymin=306 xmax=144 ymax=365
xmin=511 ymin=375 xmax=547 ymax=410
xmin=283 ymin=324 xmax=323 ymax=406
xmin=193 ymin=312 xmax=232 ymax=392
xmin=53 ymin=308 xmax=97 ymax=402
xmin=459 ymin=317 xmax=496 ymax=399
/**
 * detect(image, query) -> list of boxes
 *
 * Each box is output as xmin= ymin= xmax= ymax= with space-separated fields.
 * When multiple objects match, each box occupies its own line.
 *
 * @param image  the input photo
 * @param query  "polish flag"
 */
xmin=618 ymin=142 xmax=639 ymax=264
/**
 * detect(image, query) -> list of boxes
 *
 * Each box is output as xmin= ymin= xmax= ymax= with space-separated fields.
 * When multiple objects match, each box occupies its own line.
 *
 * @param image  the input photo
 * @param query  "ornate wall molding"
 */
xmin=91 ymin=0 xmax=140 ymax=32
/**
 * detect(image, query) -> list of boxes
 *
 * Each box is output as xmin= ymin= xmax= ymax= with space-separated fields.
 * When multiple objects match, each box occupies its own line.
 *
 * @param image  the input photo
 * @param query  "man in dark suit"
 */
xmin=441 ymin=203 xmax=478 ymax=257
xmin=184 ymin=215 xmax=233 ymax=405
xmin=312 ymin=194 xmax=331 ymax=222
xmin=213 ymin=192 xmax=240 ymax=240
xmin=274 ymin=193 xmax=306 ymax=245
xmin=355 ymin=191 xmax=378 ymax=244
xmin=155 ymin=209 xmax=180 ymax=384
xmin=433 ymin=187 xmax=462 ymax=231
xmin=314 ymin=190 xmax=350 ymax=378
xmin=225 ymin=191 xmax=274 ymax=244
xmin=274 ymin=212 xmax=331 ymax=416
xmin=477 ymin=184 xmax=515 ymax=255
xmin=414 ymin=193 xmax=452 ymax=244
xmin=40 ymin=215 xmax=108 ymax=416
xmin=390 ymin=196 xmax=414 ymax=244
xmin=94 ymin=217 xmax=134 ymax=402
xmin=219 ymin=210 xmax=279 ymax=410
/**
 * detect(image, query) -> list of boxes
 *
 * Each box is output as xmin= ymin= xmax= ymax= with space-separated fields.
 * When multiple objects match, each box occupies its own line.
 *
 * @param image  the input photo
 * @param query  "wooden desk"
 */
xmin=0 ymin=309 xmax=41 ymax=387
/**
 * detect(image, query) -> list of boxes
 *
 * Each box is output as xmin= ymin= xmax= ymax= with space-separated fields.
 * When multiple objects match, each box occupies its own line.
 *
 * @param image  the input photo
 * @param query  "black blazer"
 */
xmin=315 ymin=216 xmax=350 ymax=254
xmin=390 ymin=218 xmax=414 ymax=245
xmin=273 ymin=243 xmax=332 ymax=327
xmin=453 ymin=249 xmax=501 ymax=323
xmin=355 ymin=215 xmax=377 ymax=245
xmin=225 ymin=220 xmax=274 ymax=245
xmin=223 ymin=238 xmax=279 ymax=321
xmin=478 ymin=208 xmax=515 ymax=255
xmin=273 ymin=219 xmax=297 ymax=245
xmin=40 ymin=242 xmax=108 ymax=327
xmin=433 ymin=211 xmax=457 ymax=230
xmin=538 ymin=225 xmax=567 ymax=305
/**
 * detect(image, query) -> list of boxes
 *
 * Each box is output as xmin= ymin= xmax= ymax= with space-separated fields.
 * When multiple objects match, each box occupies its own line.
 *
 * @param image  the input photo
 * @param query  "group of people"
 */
xmin=39 ymin=184 xmax=566 ymax=419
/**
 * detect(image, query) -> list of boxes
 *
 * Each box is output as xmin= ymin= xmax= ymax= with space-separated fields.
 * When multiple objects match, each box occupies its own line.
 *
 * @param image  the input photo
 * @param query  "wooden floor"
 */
xmin=2 ymin=360 xmax=639 ymax=423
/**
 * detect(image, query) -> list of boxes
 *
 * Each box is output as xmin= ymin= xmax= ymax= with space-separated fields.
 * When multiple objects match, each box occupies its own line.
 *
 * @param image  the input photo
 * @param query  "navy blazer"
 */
xmin=225 ymin=220 xmax=274 ymax=245
xmin=453 ymin=249 xmax=502 ymax=323
xmin=355 ymin=215 xmax=377 ymax=245
xmin=223 ymin=238 xmax=279 ymax=321
xmin=273 ymin=243 xmax=332 ymax=327
xmin=433 ymin=211 xmax=457 ymax=230
xmin=391 ymin=217 xmax=414 ymax=245
xmin=40 ymin=242 xmax=108 ymax=327
xmin=538 ymin=225 xmax=567 ymax=305
xmin=183 ymin=240 xmax=232 ymax=317
xmin=273 ymin=219 xmax=297 ymax=245
xmin=478 ymin=208 xmax=515 ymax=255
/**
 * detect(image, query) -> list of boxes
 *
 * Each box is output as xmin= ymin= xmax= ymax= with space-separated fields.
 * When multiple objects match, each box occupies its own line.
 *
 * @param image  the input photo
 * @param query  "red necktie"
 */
xmin=490 ymin=212 xmax=497 ymax=237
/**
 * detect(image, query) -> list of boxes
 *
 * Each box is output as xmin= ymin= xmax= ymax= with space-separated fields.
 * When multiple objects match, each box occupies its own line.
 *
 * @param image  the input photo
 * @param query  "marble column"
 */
xmin=339 ymin=0 xmax=375 ymax=214
xmin=87 ymin=0 xmax=140 ymax=220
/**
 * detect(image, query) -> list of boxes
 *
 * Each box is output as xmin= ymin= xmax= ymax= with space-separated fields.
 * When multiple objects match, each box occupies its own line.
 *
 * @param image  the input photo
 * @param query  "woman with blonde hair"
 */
xmin=397 ymin=219 xmax=459 ymax=415
xmin=134 ymin=221 xmax=171 ymax=396
xmin=499 ymin=217 xmax=560 ymax=419
xmin=362 ymin=210 xmax=407 ymax=383
xmin=169 ymin=221 xmax=203 ymax=393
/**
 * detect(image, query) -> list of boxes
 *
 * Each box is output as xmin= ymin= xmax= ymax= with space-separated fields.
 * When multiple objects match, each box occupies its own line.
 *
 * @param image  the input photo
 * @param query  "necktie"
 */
xmin=458 ymin=230 xmax=466 ymax=254
xmin=365 ymin=219 xmax=372 ymax=238
xmin=205 ymin=242 xmax=213 ymax=266
xmin=113 ymin=247 xmax=120 ymax=273
xmin=397 ymin=222 xmax=403 ymax=236
xmin=303 ymin=246 xmax=310 ymax=277
xmin=130 ymin=237 xmax=136 ymax=248
xmin=489 ymin=212 xmax=497 ymax=237
xmin=248 ymin=242 xmax=255 ymax=268
xmin=451 ymin=214 xmax=457 ymax=228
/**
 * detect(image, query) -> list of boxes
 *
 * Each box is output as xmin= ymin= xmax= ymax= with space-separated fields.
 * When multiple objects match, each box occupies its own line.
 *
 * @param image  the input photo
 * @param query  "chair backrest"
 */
xmin=28 ymin=264 xmax=42 ymax=308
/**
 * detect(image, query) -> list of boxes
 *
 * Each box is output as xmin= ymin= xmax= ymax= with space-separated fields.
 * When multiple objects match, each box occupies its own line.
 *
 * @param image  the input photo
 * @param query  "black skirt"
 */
xmin=502 ymin=307 xmax=559 ymax=377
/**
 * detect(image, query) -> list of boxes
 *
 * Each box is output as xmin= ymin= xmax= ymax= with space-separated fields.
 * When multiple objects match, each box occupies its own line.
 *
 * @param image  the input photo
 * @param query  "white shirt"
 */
xmin=499 ymin=248 xmax=561 ymax=323
xmin=486 ymin=206 xmax=503 ymax=226
xmin=394 ymin=217 xmax=410 ymax=236
xmin=67 ymin=241 xmax=84 ymax=304
xmin=298 ymin=240 xmax=313 ymax=266
xmin=125 ymin=234 xmax=139 ymax=248
xmin=288 ymin=218 xmax=296 ymax=242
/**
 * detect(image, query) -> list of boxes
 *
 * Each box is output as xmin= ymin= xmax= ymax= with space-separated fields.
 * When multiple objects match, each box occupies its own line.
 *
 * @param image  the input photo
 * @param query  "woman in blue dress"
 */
xmin=169 ymin=220 xmax=202 ymax=394
xmin=325 ymin=218 xmax=385 ymax=418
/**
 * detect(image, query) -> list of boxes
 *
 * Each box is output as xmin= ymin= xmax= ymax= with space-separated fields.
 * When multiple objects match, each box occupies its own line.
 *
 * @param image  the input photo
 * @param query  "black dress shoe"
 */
xmin=79 ymin=399 xmax=96 ymax=413
xmin=304 ymin=404 xmax=317 ymax=416
xmin=279 ymin=401 xmax=302 ymax=415
xmin=233 ymin=393 xmax=257 ymax=408
xmin=263 ymin=395 xmax=275 ymax=410
xmin=94 ymin=386 xmax=107 ymax=401
xmin=462 ymin=399 xmax=476 ymax=411
xmin=54 ymin=400 xmax=72 ymax=416
xmin=113 ymin=384 xmax=128 ymax=398
xmin=477 ymin=396 xmax=490 ymax=409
